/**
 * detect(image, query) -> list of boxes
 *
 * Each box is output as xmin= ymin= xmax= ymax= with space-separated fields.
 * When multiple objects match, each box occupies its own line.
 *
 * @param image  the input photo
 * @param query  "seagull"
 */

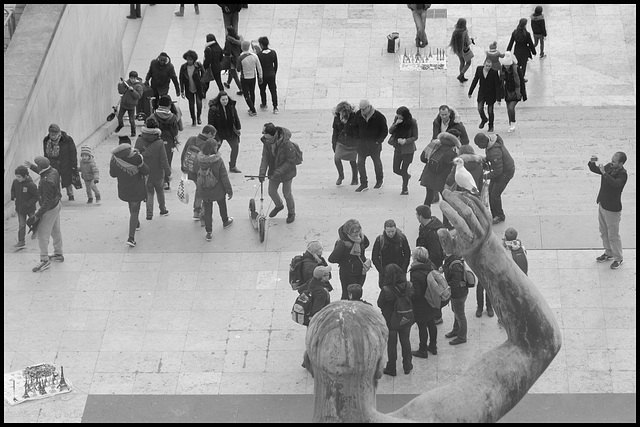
xmin=453 ymin=157 xmax=479 ymax=196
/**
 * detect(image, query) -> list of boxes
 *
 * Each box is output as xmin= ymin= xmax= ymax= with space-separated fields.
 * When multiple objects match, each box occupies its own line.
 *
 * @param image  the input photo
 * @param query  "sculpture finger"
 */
xmin=449 ymin=192 xmax=487 ymax=239
xmin=458 ymin=192 xmax=492 ymax=233
xmin=437 ymin=227 xmax=455 ymax=255
xmin=439 ymin=198 xmax=472 ymax=238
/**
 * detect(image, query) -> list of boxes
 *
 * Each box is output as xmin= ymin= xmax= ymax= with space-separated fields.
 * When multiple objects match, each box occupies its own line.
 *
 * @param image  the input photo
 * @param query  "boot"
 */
xmin=336 ymin=174 xmax=344 ymax=186
xmin=427 ymin=343 xmax=438 ymax=355
xmin=175 ymin=6 xmax=184 ymax=16
xmin=411 ymin=348 xmax=428 ymax=358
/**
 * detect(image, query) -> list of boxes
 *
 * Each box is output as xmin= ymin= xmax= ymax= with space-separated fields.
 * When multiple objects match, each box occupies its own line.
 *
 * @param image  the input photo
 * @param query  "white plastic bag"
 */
xmin=177 ymin=173 xmax=189 ymax=204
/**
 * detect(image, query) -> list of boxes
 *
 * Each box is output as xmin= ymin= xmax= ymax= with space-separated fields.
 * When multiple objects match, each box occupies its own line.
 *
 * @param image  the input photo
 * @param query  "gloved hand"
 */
xmin=94 ymin=179 xmax=99 ymax=184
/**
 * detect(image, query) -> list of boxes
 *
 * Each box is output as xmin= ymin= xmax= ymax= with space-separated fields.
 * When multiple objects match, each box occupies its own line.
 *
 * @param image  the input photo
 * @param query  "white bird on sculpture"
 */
xmin=453 ymin=157 xmax=479 ymax=195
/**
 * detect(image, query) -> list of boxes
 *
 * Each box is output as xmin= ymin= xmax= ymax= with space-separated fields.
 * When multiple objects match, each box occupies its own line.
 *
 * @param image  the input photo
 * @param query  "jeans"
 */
xmin=146 ymin=178 xmax=167 ymax=216
xmin=488 ymin=172 xmax=513 ymax=220
xmin=128 ymin=201 xmax=141 ymax=239
xmin=258 ymin=75 xmax=278 ymax=108
xmin=268 ymin=178 xmax=294 ymax=214
xmin=387 ymin=325 xmax=413 ymax=372
xmin=37 ymin=202 xmax=62 ymax=261
xmin=411 ymin=8 xmax=428 ymax=46
xmin=218 ymin=135 xmax=240 ymax=169
xmin=357 ymin=144 xmax=383 ymax=185
xmin=202 ymin=198 xmax=229 ymax=233
xmin=392 ymin=152 xmax=413 ymax=191
xmin=450 ymin=294 xmax=467 ymax=341
xmin=185 ymin=89 xmax=203 ymax=123
xmin=193 ymin=184 xmax=202 ymax=215
xmin=17 ymin=212 xmax=34 ymax=243
xmin=84 ymin=180 xmax=101 ymax=199
xmin=240 ymin=77 xmax=256 ymax=113
xmin=476 ymin=281 xmax=492 ymax=310
xmin=477 ymin=101 xmax=495 ymax=127
xmin=533 ymin=34 xmax=545 ymax=55
xmin=339 ymin=270 xmax=365 ymax=300
xmin=415 ymin=318 xmax=437 ymax=351
xmin=335 ymin=158 xmax=358 ymax=181
xmin=598 ymin=204 xmax=623 ymax=261
xmin=117 ymin=106 xmax=136 ymax=134
xmin=506 ymin=100 xmax=519 ymax=123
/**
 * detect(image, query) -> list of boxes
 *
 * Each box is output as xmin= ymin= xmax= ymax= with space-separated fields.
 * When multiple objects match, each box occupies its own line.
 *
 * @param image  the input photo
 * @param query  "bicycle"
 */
xmin=245 ymin=175 xmax=268 ymax=243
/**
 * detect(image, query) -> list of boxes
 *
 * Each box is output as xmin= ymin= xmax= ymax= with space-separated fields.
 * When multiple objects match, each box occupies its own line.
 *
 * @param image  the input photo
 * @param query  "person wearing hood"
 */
xmin=152 ymin=95 xmax=180 ymax=190
xmin=468 ymin=58 xmax=502 ymax=133
xmin=110 ymin=144 xmax=149 ymax=248
xmin=500 ymin=51 xmax=526 ymax=133
xmin=298 ymin=241 xmax=331 ymax=292
xmin=354 ymin=99 xmax=388 ymax=192
xmin=11 ymin=165 xmax=39 ymax=250
xmin=431 ymin=105 xmax=469 ymax=145
xmin=415 ymin=204 xmax=445 ymax=269
xmin=328 ymin=219 xmax=371 ymax=300
xmin=208 ymin=91 xmax=242 ymax=173
xmin=308 ymin=265 xmax=333 ymax=320
xmin=372 ymin=219 xmax=411 ymax=288
xmin=179 ymin=50 xmax=205 ymax=126
xmin=116 ymin=70 xmax=144 ymax=137
xmin=474 ymin=132 xmax=515 ymax=225
xmin=195 ymin=140 xmax=234 ymax=242
xmin=144 ymin=52 xmax=180 ymax=100
xmin=203 ymin=33 xmax=224 ymax=95
xmin=419 ymin=131 xmax=460 ymax=207
xmin=181 ymin=124 xmax=217 ymax=220
xmin=409 ymin=246 xmax=441 ymax=358
xmin=377 ymin=263 xmax=414 ymax=376
xmin=41 ymin=123 xmax=78 ymax=201
xmin=79 ymin=146 xmax=101 ymax=204
xmin=25 ymin=156 xmax=63 ymax=272
xmin=502 ymin=227 xmax=528 ymax=275
xmin=506 ymin=18 xmax=536 ymax=80
xmin=444 ymin=144 xmax=484 ymax=193
xmin=258 ymin=122 xmax=298 ymax=223
xmin=134 ymin=116 xmax=171 ymax=220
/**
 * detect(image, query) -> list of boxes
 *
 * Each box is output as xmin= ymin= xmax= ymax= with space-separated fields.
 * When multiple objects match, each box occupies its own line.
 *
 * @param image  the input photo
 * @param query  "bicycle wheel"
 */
xmin=258 ymin=216 xmax=266 ymax=243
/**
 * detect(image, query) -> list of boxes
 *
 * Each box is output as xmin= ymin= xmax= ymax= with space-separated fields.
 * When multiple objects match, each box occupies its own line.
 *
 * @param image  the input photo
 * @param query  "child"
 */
xmin=503 ymin=227 xmax=528 ymax=275
xmin=531 ymin=6 xmax=547 ymax=58
xmin=485 ymin=41 xmax=505 ymax=73
xmin=79 ymin=146 xmax=101 ymax=203
xmin=195 ymin=140 xmax=233 ymax=241
xmin=11 ymin=165 xmax=40 ymax=249
xmin=347 ymin=283 xmax=372 ymax=306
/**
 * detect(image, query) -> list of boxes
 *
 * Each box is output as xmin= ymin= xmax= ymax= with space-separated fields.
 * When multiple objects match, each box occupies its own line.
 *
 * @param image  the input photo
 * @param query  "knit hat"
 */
xmin=505 ymin=227 xmax=518 ymax=240
xmin=307 ymin=241 xmax=323 ymax=256
xmin=34 ymin=156 xmax=50 ymax=170
xmin=112 ymin=143 xmax=132 ymax=158
xmin=313 ymin=265 xmax=332 ymax=279
xmin=145 ymin=116 xmax=158 ymax=129
xmin=81 ymin=146 xmax=92 ymax=157
xmin=118 ymin=135 xmax=132 ymax=145
xmin=489 ymin=41 xmax=497 ymax=50
xmin=415 ymin=205 xmax=431 ymax=219
xmin=437 ymin=132 xmax=461 ymax=148
xmin=474 ymin=132 xmax=490 ymax=148
xmin=158 ymin=95 xmax=172 ymax=107
xmin=48 ymin=123 xmax=60 ymax=133
xmin=459 ymin=144 xmax=475 ymax=155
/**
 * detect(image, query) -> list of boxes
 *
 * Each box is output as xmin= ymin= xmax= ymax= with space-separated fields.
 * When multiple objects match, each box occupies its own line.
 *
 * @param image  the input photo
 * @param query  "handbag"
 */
xmin=71 ymin=170 xmax=83 ymax=190
xmin=201 ymin=66 xmax=214 ymax=84
xmin=221 ymin=55 xmax=231 ymax=71
xmin=462 ymin=47 xmax=474 ymax=62
xmin=177 ymin=173 xmax=189 ymax=204
xmin=505 ymin=90 xmax=521 ymax=102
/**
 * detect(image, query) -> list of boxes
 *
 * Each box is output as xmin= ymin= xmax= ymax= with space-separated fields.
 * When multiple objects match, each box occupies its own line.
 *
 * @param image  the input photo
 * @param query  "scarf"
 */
xmin=346 ymin=230 xmax=362 ymax=257
xmin=45 ymin=138 xmax=61 ymax=158
xmin=112 ymin=155 xmax=141 ymax=176
xmin=504 ymin=239 xmax=525 ymax=252
xmin=141 ymin=127 xmax=162 ymax=136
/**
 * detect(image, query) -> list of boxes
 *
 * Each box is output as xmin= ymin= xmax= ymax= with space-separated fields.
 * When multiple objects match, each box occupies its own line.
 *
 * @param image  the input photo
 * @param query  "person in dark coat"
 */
xmin=152 ymin=95 xmax=181 ymax=190
xmin=223 ymin=26 xmax=243 ymax=95
xmin=377 ymin=263 xmax=414 ymax=376
xmin=255 ymin=36 xmax=279 ymax=114
xmin=431 ymin=105 xmax=469 ymax=145
xmin=181 ymin=124 xmax=217 ymax=220
xmin=443 ymin=253 xmax=468 ymax=345
xmin=500 ymin=52 xmax=527 ymax=133
xmin=208 ymin=91 xmax=242 ymax=173
xmin=308 ymin=265 xmax=332 ymax=320
xmin=11 ymin=165 xmax=39 ymax=249
xmin=331 ymin=101 xmax=359 ymax=186
xmin=409 ymin=246 xmax=441 ymax=358
xmin=203 ymin=33 xmax=225 ymax=95
xmin=388 ymin=106 xmax=418 ymax=195
xmin=179 ymin=50 xmax=205 ymax=126
xmin=116 ymin=70 xmax=144 ymax=137
xmin=42 ymin=123 xmax=77 ymax=201
xmin=328 ymin=219 xmax=371 ymax=300
xmin=506 ymin=18 xmax=536 ymax=80
xmin=468 ymin=58 xmax=502 ymax=133
xmin=218 ymin=3 xmax=242 ymax=34
xmin=444 ymin=144 xmax=484 ymax=194
xmin=372 ymin=219 xmax=411 ymax=288
xmin=354 ymin=99 xmax=388 ymax=192
xmin=415 ymin=205 xmax=446 ymax=269
xmin=144 ymin=52 xmax=180 ymax=100
xmin=530 ymin=6 xmax=547 ymax=58
xmin=109 ymin=144 xmax=149 ymax=247
xmin=299 ymin=241 xmax=331 ymax=291
xmin=419 ymin=131 xmax=461 ymax=207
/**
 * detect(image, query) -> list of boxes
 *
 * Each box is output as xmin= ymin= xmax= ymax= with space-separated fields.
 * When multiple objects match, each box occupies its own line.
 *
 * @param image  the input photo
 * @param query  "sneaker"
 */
xmin=163 ymin=183 xmax=171 ymax=191
xmin=444 ymin=331 xmax=457 ymax=339
xmin=193 ymin=211 xmax=201 ymax=220
xmin=273 ymin=107 xmax=279 ymax=114
xmin=383 ymin=367 xmax=397 ymax=377
xmin=540 ymin=53 xmax=546 ymax=58
xmin=32 ymin=259 xmax=51 ymax=272
xmin=374 ymin=180 xmax=383 ymax=189
xmin=49 ymin=254 xmax=65 ymax=262
xmin=136 ymin=221 xmax=141 ymax=231
xmin=487 ymin=308 xmax=494 ymax=317
xmin=114 ymin=124 xmax=124 ymax=132
xmin=205 ymin=232 xmax=212 ymax=241
xmin=229 ymin=166 xmax=242 ymax=173
xmin=508 ymin=123 xmax=516 ymax=132
xmin=596 ymin=253 xmax=614 ymax=262
xmin=174 ymin=10 xmax=183 ymax=16
xmin=126 ymin=237 xmax=136 ymax=247
xmin=87 ymin=198 xmax=93 ymax=204
xmin=223 ymin=217 xmax=234 ymax=228
xmin=197 ymin=117 xmax=202 ymax=125
xmin=224 ymin=82 xmax=230 ymax=89
xmin=350 ymin=177 xmax=358 ymax=185
xmin=68 ymin=195 xmax=75 ymax=201
xmin=488 ymin=126 xmax=494 ymax=132
xmin=476 ymin=308 xmax=483 ymax=317
xmin=404 ymin=364 xmax=413 ymax=375
xmin=159 ymin=210 xmax=169 ymax=216
xmin=95 ymin=196 xmax=101 ymax=204
xmin=269 ymin=205 xmax=284 ymax=218
xmin=411 ymin=349 xmax=428 ymax=359
xmin=427 ymin=344 xmax=438 ymax=355
xmin=259 ymin=104 xmax=267 ymax=109
xmin=610 ymin=260 xmax=623 ymax=269
xmin=14 ymin=241 xmax=26 ymax=250
xmin=146 ymin=214 xmax=153 ymax=220
xmin=286 ymin=213 xmax=296 ymax=224
xmin=355 ymin=184 xmax=368 ymax=192
xmin=449 ymin=338 xmax=467 ymax=345
xmin=492 ymin=216 xmax=505 ymax=225
xmin=400 ymin=189 xmax=408 ymax=195
xmin=248 ymin=111 xmax=257 ymax=117
xmin=435 ymin=317 xmax=443 ymax=325
xmin=479 ymin=119 xmax=487 ymax=129
xmin=336 ymin=176 xmax=344 ymax=186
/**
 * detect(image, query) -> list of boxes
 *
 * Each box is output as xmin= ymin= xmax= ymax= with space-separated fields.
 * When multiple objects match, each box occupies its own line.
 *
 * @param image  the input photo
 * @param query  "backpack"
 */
xmin=511 ymin=247 xmax=529 ymax=275
xmin=426 ymin=270 xmax=451 ymax=308
xmin=289 ymin=254 xmax=306 ymax=291
xmin=427 ymin=144 xmax=450 ymax=174
xmin=182 ymin=144 xmax=201 ymax=174
xmin=291 ymin=290 xmax=313 ymax=326
xmin=388 ymin=284 xmax=414 ymax=330
xmin=196 ymin=166 xmax=218 ymax=188
xmin=289 ymin=141 xmax=303 ymax=165
xmin=450 ymin=259 xmax=477 ymax=288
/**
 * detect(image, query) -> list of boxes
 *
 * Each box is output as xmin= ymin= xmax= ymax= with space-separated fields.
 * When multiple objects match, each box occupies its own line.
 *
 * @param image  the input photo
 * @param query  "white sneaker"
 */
xmin=508 ymin=123 xmax=516 ymax=132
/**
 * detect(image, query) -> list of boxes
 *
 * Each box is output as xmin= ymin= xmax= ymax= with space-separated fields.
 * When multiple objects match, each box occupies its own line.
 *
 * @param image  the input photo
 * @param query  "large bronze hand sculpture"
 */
xmin=305 ymin=190 xmax=561 ymax=423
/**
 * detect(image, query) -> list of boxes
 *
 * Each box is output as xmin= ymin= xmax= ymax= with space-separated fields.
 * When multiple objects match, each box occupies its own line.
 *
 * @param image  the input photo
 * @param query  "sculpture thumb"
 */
xmin=437 ymin=227 xmax=455 ymax=256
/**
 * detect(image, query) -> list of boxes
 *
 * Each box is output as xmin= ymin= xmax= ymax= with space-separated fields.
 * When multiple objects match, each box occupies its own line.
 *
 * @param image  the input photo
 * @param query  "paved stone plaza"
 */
xmin=3 ymin=4 xmax=636 ymax=422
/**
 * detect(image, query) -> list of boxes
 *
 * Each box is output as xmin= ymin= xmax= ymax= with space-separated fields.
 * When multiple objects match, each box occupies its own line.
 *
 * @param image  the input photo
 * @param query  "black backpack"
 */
xmin=388 ymin=284 xmax=414 ymax=330
xmin=289 ymin=254 xmax=306 ymax=291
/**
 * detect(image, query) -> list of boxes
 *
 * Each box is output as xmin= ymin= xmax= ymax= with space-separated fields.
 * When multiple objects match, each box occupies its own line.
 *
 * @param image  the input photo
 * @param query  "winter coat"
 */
xmin=530 ymin=13 xmax=547 ymax=37
xmin=372 ymin=229 xmax=412 ymax=281
xmin=308 ymin=277 xmax=331 ymax=320
xmin=416 ymin=217 xmax=446 ymax=268
xmin=43 ymin=131 xmax=77 ymax=189
xmin=258 ymin=127 xmax=297 ymax=183
xmin=431 ymin=109 xmax=469 ymax=145
xmin=355 ymin=108 xmax=388 ymax=154
xmin=79 ymin=157 xmax=100 ymax=182
xmin=152 ymin=108 xmax=180 ymax=149
xmin=300 ymin=250 xmax=330 ymax=287
xmin=134 ymin=128 xmax=171 ymax=182
xmin=507 ymin=29 xmax=536 ymax=63
xmin=443 ymin=255 xmax=468 ymax=299
xmin=110 ymin=150 xmax=148 ymax=202
xmin=484 ymin=134 xmax=515 ymax=181
xmin=145 ymin=56 xmax=180 ymax=93
xmin=11 ymin=176 xmax=39 ymax=216
xmin=388 ymin=118 xmax=418 ymax=155
xmin=409 ymin=260 xmax=442 ymax=323
xmin=469 ymin=66 xmax=502 ymax=104
xmin=194 ymin=151 xmax=232 ymax=202
xmin=419 ymin=132 xmax=460 ymax=192
xmin=588 ymin=161 xmax=628 ymax=213
xmin=33 ymin=166 xmax=62 ymax=218
xmin=179 ymin=61 xmax=205 ymax=97
xmin=118 ymin=78 xmax=144 ymax=110
xmin=501 ymin=64 xmax=527 ymax=102
xmin=181 ymin=133 xmax=216 ymax=181
xmin=485 ymin=49 xmax=505 ymax=72
xmin=445 ymin=153 xmax=484 ymax=192
xmin=331 ymin=112 xmax=359 ymax=151
xmin=223 ymin=34 xmax=242 ymax=69
xmin=203 ymin=41 xmax=224 ymax=74
xmin=328 ymin=225 xmax=370 ymax=276
xmin=208 ymin=99 xmax=241 ymax=141
xmin=377 ymin=278 xmax=414 ymax=330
